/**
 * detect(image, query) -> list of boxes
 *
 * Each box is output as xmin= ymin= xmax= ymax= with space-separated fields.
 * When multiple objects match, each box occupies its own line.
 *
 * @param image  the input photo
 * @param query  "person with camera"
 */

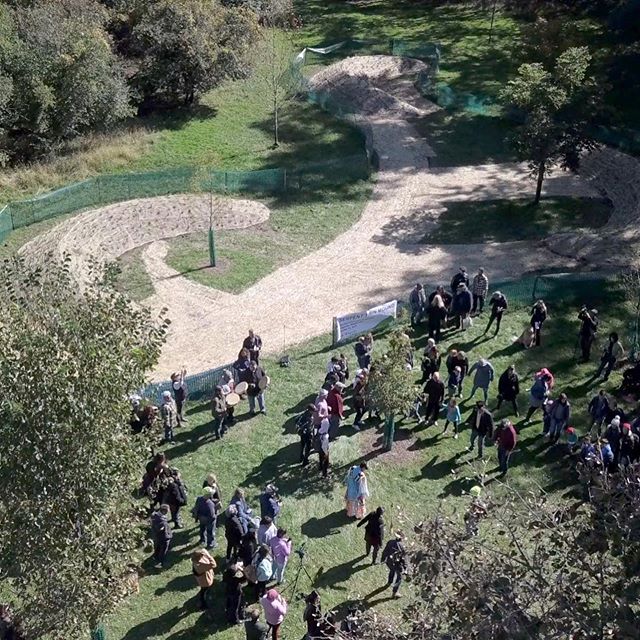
xmin=356 ymin=506 xmax=384 ymax=564
xmin=578 ymin=307 xmax=599 ymax=362
xmin=260 ymin=589 xmax=288 ymax=640
xmin=269 ymin=528 xmax=292 ymax=585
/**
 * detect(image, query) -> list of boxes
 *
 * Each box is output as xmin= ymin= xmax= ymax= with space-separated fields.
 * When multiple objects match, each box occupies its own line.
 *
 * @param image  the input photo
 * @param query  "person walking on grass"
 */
xmin=596 ymin=332 xmax=625 ymax=381
xmin=296 ymin=404 xmax=315 ymax=466
xmin=484 ymin=291 xmax=508 ymax=335
xmin=409 ymin=283 xmax=426 ymax=327
xmin=269 ymin=529 xmax=292 ymax=585
xmin=495 ymin=364 xmax=520 ymax=417
xmin=442 ymin=396 xmax=461 ymax=438
xmin=471 ymin=268 xmax=489 ymax=315
xmin=494 ymin=418 xmax=517 ymax=476
xmin=191 ymin=548 xmax=217 ymax=610
xmin=261 ymin=589 xmax=288 ymax=640
xmin=467 ymin=401 xmax=494 ymax=459
xmin=545 ymin=393 xmax=571 ymax=444
xmin=524 ymin=370 xmax=552 ymax=424
xmin=211 ymin=385 xmax=227 ymax=440
xmin=357 ymin=506 xmax=384 ymax=564
xmin=381 ymin=532 xmax=407 ymax=598
xmin=530 ymin=300 xmax=548 ymax=347
xmin=468 ymin=358 xmax=494 ymax=403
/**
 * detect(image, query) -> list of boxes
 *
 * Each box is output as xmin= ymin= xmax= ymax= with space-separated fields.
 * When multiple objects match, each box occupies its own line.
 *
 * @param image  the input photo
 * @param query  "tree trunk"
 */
xmin=273 ymin=91 xmax=279 ymax=147
xmin=488 ymin=0 xmax=498 ymax=44
xmin=534 ymin=161 xmax=545 ymax=205
xmin=384 ymin=413 xmax=395 ymax=451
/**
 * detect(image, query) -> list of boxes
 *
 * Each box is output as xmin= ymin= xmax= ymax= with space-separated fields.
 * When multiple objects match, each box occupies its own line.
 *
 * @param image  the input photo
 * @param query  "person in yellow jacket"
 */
xmin=191 ymin=548 xmax=217 ymax=610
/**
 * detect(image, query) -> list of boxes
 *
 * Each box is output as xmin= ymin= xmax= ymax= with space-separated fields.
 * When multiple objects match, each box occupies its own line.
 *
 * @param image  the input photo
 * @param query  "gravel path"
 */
xmin=142 ymin=57 xmax=598 ymax=380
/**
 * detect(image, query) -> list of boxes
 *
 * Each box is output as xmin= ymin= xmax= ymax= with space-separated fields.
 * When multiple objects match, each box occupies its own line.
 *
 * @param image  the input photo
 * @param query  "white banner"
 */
xmin=333 ymin=300 xmax=398 ymax=344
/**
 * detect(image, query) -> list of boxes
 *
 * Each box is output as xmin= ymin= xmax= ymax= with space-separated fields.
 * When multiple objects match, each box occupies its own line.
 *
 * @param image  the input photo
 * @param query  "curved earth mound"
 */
xmin=19 ymin=194 xmax=270 ymax=285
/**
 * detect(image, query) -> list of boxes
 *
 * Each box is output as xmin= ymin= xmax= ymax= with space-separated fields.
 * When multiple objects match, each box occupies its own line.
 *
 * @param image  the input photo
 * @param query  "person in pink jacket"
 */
xmin=260 ymin=589 xmax=288 ymax=640
xmin=269 ymin=528 xmax=292 ymax=584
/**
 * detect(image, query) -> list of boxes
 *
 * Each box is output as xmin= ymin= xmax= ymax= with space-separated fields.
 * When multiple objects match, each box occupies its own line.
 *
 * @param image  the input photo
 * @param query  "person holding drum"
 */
xmin=211 ymin=386 xmax=228 ymax=439
xmin=220 ymin=369 xmax=237 ymax=426
xmin=247 ymin=360 xmax=268 ymax=416
xmin=243 ymin=329 xmax=263 ymax=364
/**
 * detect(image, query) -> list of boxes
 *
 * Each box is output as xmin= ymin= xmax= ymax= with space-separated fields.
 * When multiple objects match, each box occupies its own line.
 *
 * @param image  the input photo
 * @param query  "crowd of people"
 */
xmin=127 ymin=269 xmax=640 ymax=639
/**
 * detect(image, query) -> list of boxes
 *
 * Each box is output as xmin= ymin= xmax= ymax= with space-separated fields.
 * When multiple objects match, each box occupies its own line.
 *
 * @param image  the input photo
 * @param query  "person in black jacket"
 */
xmin=195 ymin=487 xmax=218 ymax=549
xmin=296 ymin=404 xmax=315 ymax=466
xmin=495 ymin=365 xmax=520 ymax=416
xmin=164 ymin=470 xmax=188 ymax=529
xmin=450 ymin=266 xmax=469 ymax=293
xmin=151 ymin=504 xmax=173 ymax=568
xmin=467 ymin=401 xmax=494 ymax=459
xmin=530 ymin=300 xmax=548 ymax=347
xmin=225 ymin=504 xmax=245 ymax=562
xmin=223 ymin=562 xmax=247 ymax=625
xmin=381 ymin=532 xmax=406 ymax=598
xmin=484 ymin=291 xmax=508 ymax=335
xmin=423 ymin=373 xmax=445 ymax=425
xmin=578 ymin=307 xmax=599 ymax=361
xmin=356 ymin=506 xmax=385 ymax=564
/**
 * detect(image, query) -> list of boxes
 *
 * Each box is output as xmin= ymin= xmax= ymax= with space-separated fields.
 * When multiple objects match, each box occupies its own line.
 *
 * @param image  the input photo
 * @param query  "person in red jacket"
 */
xmin=494 ymin=418 xmax=517 ymax=476
xmin=327 ymin=382 xmax=345 ymax=438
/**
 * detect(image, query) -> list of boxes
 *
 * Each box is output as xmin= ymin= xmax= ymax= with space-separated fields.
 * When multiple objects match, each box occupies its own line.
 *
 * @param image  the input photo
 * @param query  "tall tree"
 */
xmin=250 ymin=27 xmax=300 ymax=146
xmin=129 ymin=0 xmax=258 ymax=108
xmin=366 ymin=330 xmax=415 ymax=451
xmin=0 ymin=256 xmax=168 ymax=639
xmin=501 ymin=46 xmax=598 ymax=204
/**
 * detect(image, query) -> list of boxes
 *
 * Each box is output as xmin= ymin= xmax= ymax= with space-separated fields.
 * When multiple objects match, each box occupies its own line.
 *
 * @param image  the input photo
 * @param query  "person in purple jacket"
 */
xmin=269 ymin=528 xmax=292 ymax=585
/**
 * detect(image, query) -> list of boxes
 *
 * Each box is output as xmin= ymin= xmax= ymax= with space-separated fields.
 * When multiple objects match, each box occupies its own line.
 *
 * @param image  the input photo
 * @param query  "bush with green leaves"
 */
xmin=0 ymin=256 xmax=168 ymax=639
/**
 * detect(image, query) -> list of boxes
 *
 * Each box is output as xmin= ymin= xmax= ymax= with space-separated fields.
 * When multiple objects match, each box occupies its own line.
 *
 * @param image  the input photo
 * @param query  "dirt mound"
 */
xmin=19 ymin=194 xmax=270 ymax=285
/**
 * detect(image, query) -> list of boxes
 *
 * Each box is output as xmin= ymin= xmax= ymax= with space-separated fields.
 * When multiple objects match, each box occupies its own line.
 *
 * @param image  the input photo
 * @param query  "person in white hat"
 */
xmin=160 ymin=390 xmax=178 ymax=444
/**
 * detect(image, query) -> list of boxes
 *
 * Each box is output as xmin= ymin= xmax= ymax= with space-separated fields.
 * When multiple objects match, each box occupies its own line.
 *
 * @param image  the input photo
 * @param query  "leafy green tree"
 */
xmin=0 ymin=0 xmax=131 ymax=163
xmin=129 ymin=0 xmax=258 ymax=108
xmin=0 ymin=256 xmax=168 ymax=639
xmin=366 ymin=330 xmax=415 ymax=451
xmin=501 ymin=46 xmax=598 ymax=204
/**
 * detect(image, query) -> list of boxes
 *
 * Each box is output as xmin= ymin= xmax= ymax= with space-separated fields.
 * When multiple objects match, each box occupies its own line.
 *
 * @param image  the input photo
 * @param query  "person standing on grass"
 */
xmin=446 ymin=349 xmax=469 ymax=396
xmin=327 ymin=382 xmax=345 ymax=438
xmin=578 ymin=307 xmax=599 ymax=362
xmin=467 ymin=401 xmax=494 ymax=459
xmin=171 ymin=368 xmax=188 ymax=423
xmin=191 ymin=548 xmax=217 ymax=610
xmin=530 ymin=300 xmax=548 ymax=347
xmin=234 ymin=348 xmax=252 ymax=384
xmin=243 ymin=329 xmax=263 ymax=363
xmin=270 ymin=529 xmax=292 ymax=585
xmin=596 ymin=332 xmax=625 ymax=381
xmin=258 ymin=516 xmax=278 ymax=546
xmin=450 ymin=266 xmax=469 ymax=293
xmin=471 ymin=268 xmax=489 ymax=315
xmin=352 ymin=371 xmax=368 ymax=430
xmin=354 ymin=336 xmax=370 ymax=370
xmin=345 ymin=462 xmax=369 ymax=518
xmin=423 ymin=372 xmax=445 ymax=426
xmin=164 ymin=469 xmax=187 ymax=529
xmin=313 ymin=389 xmax=329 ymax=427
xmin=588 ymin=389 xmax=610 ymax=436
xmin=160 ymin=390 xmax=178 ymax=444
xmin=357 ymin=506 xmax=384 ymax=564
xmin=211 ymin=385 xmax=228 ymax=440
xmin=495 ymin=364 xmax=520 ymax=417
xmin=409 ymin=283 xmax=426 ymax=327
xmin=150 ymin=504 xmax=173 ymax=569
xmin=446 ymin=366 xmax=463 ymax=399
xmin=255 ymin=544 xmax=273 ymax=598
xmin=296 ymin=404 xmax=315 ymax=466
xmin=245 ymin=608 xmax=270 ymax=640
xmin=260 ymin=485 xmax=281 ymax=522
xmin=225 ymin=504 xmax=245 ymax=562
xmin=484 ymin=291 xmax=508 ymax=335
xmin=468 ymin=358 xmax=494 ymax=403
xmin=381 ymin=532 xmax=407 ymax=598
xmin=261 ymin=589 xmax=288 ymax=640
xmin=427 ymin=287 xmax=448 ymax=342
xmin=452 ymin=283 xmax=473 ymax=330
xmin=247 ymin=360 xmax=267 ymax=416
xmin=494 ymin=419 xmax=517 ymax=476
xmin=223 ymin=562 xmax=247 ymax=625
xmin=546 ymin=393 xmax=571 ymax=444
xmin=524 ymin=371 xmax=552 ymax=424
xmin=318 ymin=418 xmax=331 ymax=478
xmin=442 ymin=397 xmax=461 ymax=438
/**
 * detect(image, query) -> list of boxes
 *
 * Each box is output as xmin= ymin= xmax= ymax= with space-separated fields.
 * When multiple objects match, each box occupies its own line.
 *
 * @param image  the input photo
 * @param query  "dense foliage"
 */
xmin=0 ymin=0 xmax=259 ymax=163
xmin=0 ymin=256 xmax=168 ymax=639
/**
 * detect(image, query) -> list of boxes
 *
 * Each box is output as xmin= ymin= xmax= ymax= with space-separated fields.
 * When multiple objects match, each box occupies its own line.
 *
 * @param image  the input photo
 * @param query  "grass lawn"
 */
xmin=424 ymin=196 xmax=612 ymax=244
xmin=160 ymin=181 xmax=371 ymax=295
xmin=105 ymin=280 xmax=633 ymax=640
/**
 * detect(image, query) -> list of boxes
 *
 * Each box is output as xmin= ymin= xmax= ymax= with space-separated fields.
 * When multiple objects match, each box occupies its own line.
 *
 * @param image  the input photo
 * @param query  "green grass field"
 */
xmin=105 ymin=283 xmax=633 ymax=640
xmin=425 ymin=196 xmax=613 ymax=244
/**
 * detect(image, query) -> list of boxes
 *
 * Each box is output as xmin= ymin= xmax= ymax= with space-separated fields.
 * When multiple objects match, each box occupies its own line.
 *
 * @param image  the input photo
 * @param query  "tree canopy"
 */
xmin=0 ymin=256 xmax=168 ymax=639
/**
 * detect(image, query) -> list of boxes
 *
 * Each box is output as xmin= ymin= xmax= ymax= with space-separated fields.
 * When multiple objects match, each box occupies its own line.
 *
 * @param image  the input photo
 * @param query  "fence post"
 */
xmin=283 ymin=168 xmax=287 ymax=193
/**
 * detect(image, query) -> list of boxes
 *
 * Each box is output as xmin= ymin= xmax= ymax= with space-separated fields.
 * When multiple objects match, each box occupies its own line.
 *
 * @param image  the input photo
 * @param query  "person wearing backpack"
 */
xmin=165 ymin=470 xmax=188 ymax=529
xmin=524 ymin=372 xmax=551 ymax=424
